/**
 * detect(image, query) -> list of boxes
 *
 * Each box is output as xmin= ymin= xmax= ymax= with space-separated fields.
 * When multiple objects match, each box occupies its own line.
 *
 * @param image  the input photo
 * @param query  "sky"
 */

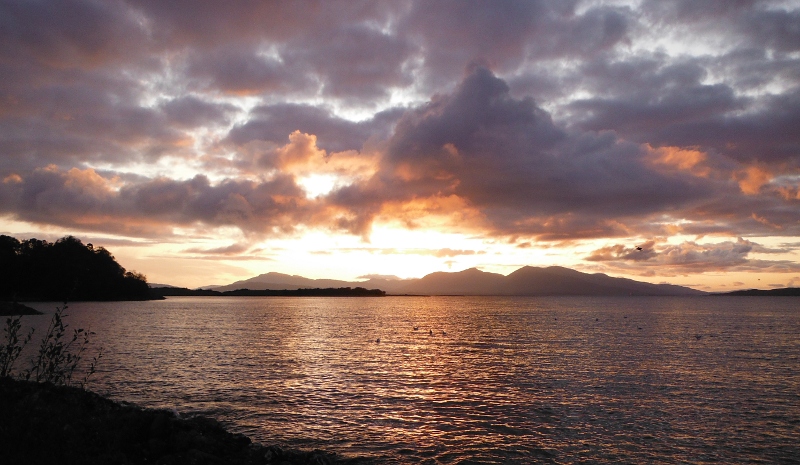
xmin=1 ymin=0 xmax=799 ymax=291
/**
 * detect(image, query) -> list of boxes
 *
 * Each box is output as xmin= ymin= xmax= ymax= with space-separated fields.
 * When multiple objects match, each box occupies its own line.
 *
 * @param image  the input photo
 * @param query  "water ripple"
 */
xmin=20 ymin=296 xmax=800 ymax=464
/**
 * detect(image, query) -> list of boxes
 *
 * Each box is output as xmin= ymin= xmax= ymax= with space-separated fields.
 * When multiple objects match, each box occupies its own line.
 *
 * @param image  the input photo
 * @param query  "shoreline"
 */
xmin=0 ymin=378 xmax=370 ymax=465
xmin=150 ymin=287 xmax=387 ymax=298
xmin=0 ymin=301 xmax=43 ymax=316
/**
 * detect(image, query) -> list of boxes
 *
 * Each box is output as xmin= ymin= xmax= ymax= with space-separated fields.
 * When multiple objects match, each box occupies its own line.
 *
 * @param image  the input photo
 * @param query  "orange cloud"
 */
xmin=3 ymin=174 xmax=22 ymax=184
xmin=269 ymin=131 xmax=378 ymax=177
xmin=736 ymin=165 xmax=772 ymax=195
xmin=647 ymin=145 xmax=710 ymax=177
xmin=751 ymin=213 xmax=782 ymax=230
xmin=378 ymin=195 xmax=486 ymax=231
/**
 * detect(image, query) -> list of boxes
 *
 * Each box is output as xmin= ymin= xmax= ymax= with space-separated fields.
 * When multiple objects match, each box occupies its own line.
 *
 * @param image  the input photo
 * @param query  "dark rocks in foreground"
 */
xmin=0 ymin=301 xmax=42 ymax=316
xmin=0 ymin=378 xmax=367 ymax=465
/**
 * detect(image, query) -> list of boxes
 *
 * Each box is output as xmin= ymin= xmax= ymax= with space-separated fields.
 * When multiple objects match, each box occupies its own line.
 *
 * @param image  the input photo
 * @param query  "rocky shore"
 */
xmin=0 ymin=378 xmax=369 ymax=465
xmin=0 ymin=301 xmax=42 ymax=315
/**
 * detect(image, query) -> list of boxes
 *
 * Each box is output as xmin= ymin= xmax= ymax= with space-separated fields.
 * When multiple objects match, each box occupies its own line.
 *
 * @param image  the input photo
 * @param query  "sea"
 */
xmin=17 ymin=296 xmax=800 ymax=464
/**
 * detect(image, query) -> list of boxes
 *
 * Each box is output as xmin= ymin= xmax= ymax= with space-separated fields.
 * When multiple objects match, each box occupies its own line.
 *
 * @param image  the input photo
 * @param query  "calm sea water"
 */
xmin=19 ymin=296 xmax=800 ymax=464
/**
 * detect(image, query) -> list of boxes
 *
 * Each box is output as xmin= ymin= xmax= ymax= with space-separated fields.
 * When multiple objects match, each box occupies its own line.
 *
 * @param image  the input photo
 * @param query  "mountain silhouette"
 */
xmin=207 ymin=266 xmax=704 ymax=296
xmin=210 ymin=272 xmax=356 ymax=292
xmin=498 ymin=266 xmax=703 ymax=296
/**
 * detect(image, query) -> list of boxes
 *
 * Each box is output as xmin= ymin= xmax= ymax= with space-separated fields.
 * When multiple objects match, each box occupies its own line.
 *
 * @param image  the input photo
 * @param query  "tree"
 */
xmin=0 ymin=235 xmax=151 ymax=301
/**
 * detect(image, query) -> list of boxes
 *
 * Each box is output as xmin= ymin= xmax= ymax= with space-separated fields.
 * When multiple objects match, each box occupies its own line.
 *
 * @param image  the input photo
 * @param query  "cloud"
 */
xmin=184 ymin=45 xmax=305 ymax=96
xmin=356 ymin=274 xmax=404 ymax=281
xmin=1 ymin=0 xmax=799 ymax=282
xmin=327 ymin=67 xmax=736 ymax=239
xmin=0 ymin=166 xmax=323 ymax=238
xmin=160 ymin=96 xmax=238 ymax=128
xmin=182 ymin=243 xmax=250 ymax=255
xmin=282 ymin=24 xmax=415 ymax=101
xmin=399 ymin=1 xmax=631 ymax=91
xmin=226 ymin=103 xmax=403 ymax=153
xmin=313 ymin=247 xmax=484 ymax=258
xmin=0 ymin=0 xmax=149 ymax=69
xmin=586 ymin=238 xmax=800 ymax=276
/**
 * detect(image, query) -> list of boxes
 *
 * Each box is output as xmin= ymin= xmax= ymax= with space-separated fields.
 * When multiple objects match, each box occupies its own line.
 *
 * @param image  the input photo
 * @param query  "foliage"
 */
xmin=0 ymin=315 xmax=34 ymax=378
xmin=0 ymin=304 xmax=101 ymax=388
xmin=24 ymin=304 xmax=101 ymax=387
xmin=0 ymin=234 xmax=150 ymax=301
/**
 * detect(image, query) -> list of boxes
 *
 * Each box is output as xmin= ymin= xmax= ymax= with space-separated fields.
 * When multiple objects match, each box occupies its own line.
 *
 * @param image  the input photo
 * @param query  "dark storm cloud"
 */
xmin=125 ymin=0 xmax=397 ymax=48
xmin=567 ymin=1 xmax=800 ymax=167
xmin=399 ymin=1 xmax=631 ymax=90
xmin=0 ymin=166 xmax=321 ymax=237
xmin=0 ymin=0 xmax=148 ymax=68
xmin=227 ymin=103 xmax=404 ymax=153
xmin=183 ymin=46 xmax=302 ymax=96
xmin=570 ymin=60 xmax=800 ymax=165
xmin=160 ymin=96 xmax=237 ymax=128
xmin=0 ymin=0 xmax=799 ymax=269
xmin=327 ymin=67 xmax=724 ymax=239
xmin=0 ymin=0 xmax=177 ymax=172
xmin=0 ymin=82 xmax=190 ymax=173
xmin=283 ymin=24 xmax=415 ymax=101
xmin=128 ymin=0 xmax=411 ymax=101
xmin=642 ymin=0 xmax=800 ymax=53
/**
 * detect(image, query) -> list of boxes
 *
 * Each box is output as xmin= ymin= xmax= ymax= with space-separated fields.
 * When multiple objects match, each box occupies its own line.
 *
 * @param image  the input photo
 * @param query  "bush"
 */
xmin=1 ymin=304 xmax=101 ymax=388
xmin=0 ymin=314 xmax=34 ymax=378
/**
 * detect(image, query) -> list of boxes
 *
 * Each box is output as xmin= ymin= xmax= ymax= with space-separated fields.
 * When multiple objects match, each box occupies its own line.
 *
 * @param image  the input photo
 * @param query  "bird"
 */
xmin=636 ymin=246 xmax=643 ymax=251
xmin=376 ymin=338 xmax=381 ymax=343
xmin=413 ymin=326 xmax=419 ymax=331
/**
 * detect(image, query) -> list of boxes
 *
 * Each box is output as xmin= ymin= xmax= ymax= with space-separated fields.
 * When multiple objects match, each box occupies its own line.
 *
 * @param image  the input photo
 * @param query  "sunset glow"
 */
xmin=2 ymin=1 xmax=799 ymax=291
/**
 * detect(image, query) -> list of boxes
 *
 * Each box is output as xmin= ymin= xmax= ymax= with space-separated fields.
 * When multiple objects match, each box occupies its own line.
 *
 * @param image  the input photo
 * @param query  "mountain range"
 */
xmin=205 ymin=266 xmax=706 ymax=296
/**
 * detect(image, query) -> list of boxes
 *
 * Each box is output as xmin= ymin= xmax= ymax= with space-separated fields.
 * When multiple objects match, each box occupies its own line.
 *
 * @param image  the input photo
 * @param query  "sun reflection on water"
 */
xmin=20 ymin=296 xmax=800 ymax=464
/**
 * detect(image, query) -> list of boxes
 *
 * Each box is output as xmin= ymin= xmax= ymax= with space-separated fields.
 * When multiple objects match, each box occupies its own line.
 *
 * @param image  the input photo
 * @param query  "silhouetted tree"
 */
xmin=0 ymin=235 xmax=21 ymax=300
xmin=0 ymin=235 xmax=150 ymax=301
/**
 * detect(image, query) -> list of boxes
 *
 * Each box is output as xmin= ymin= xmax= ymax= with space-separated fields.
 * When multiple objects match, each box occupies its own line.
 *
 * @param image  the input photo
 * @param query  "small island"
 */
xmin=149 ymin=286 xmax=386 ymax=298
xmin=714 ymin=287 xmax=800 ymax=296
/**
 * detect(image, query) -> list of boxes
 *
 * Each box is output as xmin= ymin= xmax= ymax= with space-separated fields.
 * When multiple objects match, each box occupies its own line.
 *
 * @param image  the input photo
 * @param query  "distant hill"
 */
xmin=398 ymin=267 xmax=506 ymax=295
xmin=714 ymin=287 xmax=800 ymax=296
xmin=501 ymin=266 xmax=704 ymax=296
xmin=207 ymin=266 xmax=704 ymax=296
xmin=210 ymin=272 xmax=355 ymax=292
xmin=398 ymin=266 xmax=705 ymax=296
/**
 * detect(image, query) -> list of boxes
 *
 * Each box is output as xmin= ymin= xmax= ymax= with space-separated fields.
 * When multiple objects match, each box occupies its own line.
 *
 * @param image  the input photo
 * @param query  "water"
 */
xmin=18 ymin=296 xmax=800 ymax=464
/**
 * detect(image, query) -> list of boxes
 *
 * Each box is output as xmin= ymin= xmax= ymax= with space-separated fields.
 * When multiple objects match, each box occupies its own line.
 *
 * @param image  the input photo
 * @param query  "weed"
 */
xmin=0 ymin=315 xmax=34 ymax=378
xmin=0 ymin=303 xmax=104 ymax=388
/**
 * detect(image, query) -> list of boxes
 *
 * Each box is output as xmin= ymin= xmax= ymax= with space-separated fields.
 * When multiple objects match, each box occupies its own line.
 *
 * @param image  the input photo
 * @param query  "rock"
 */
xmin=0 ymin=301 xmax=42 ymax=316
xmin=0 ymin=377 xmax=366 ymax=465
